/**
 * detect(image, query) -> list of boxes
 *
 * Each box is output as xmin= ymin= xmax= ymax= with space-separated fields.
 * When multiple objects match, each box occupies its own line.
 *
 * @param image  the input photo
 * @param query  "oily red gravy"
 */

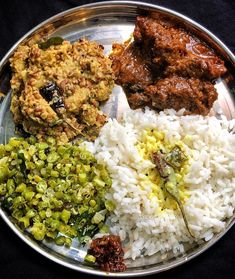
xmin=111 ymin=15 xmax=227 ymax=115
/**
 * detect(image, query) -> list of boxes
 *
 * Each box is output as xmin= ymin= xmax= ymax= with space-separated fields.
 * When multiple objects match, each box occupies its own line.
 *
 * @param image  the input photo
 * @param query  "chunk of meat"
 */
xmin=134 ymin=16 xmax=227 ymax=80
xmin=127 ymin=92 xmax=151 ymax=108
xmin=111 ymin=15 xmax=227 ymax=115
xmin=111 ymin=43 xmax=153 ymax=92
xmin=145 ymin=77 xmax=218 ymax=115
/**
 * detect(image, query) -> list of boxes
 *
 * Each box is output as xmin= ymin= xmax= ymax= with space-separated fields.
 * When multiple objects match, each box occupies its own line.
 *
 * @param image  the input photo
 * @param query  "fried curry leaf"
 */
xmin=39 ymin=82 xmax=66 ymax=118
xmin=165 ymin=145 xmax=187 ymax=169
xmin=151 ymin=152 xmax=171 ymax=178
xmin=151 ymin=150 xmax=194 ymax=238
xmin=38 ymin=37 xmax=64 ymax=50
xmin=71 ymin=210 xmax=106 ymax=245
xmin=164 ymin=181 xmax=194 ymax=238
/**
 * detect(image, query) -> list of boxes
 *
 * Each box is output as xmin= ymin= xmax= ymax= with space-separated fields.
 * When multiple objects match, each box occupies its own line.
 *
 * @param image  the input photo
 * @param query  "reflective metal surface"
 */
xmin=0 ymin=1 xmax=234 ymax=276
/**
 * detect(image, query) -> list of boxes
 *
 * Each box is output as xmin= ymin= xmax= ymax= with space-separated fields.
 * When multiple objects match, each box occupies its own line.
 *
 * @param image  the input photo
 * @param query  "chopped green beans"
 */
xmin=84 ymin=254 xmax=96 ymax=263
xmin=36 ymin=181 xmax=47 ymax=193
xmin=0 ymin=137 xmax=112 ymax=247
xmin=38 ymin=37 xmax=64 ymax=50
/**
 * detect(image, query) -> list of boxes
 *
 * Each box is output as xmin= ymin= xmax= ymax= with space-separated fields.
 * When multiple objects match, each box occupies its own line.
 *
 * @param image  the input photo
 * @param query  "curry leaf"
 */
xmin=38 ymin=37 xmax=64 ymax=50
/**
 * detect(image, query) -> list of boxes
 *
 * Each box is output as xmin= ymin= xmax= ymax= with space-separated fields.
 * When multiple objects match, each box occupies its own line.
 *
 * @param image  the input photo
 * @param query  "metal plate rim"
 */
xmin=0 ymin=1 xmax=234 ymax=70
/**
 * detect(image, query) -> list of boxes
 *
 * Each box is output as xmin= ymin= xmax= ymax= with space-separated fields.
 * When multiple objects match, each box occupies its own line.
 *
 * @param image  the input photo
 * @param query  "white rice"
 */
xmin=86 ymin=108 xmax=235 ymax=260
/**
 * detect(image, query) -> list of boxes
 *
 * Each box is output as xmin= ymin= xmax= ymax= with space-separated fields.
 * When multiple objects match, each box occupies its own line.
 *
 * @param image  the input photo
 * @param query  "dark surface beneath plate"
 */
xmin=0 ymin=1 xmax=234 ymax=279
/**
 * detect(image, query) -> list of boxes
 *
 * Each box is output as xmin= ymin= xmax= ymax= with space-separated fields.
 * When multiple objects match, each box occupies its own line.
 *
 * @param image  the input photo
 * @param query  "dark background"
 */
xmin=0 ymin=1 xmax=234 ymax=278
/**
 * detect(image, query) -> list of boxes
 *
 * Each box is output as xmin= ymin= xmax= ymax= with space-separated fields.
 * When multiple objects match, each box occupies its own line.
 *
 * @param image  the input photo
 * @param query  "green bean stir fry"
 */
xmin=0 ymin=137 xmax=112 ymax=246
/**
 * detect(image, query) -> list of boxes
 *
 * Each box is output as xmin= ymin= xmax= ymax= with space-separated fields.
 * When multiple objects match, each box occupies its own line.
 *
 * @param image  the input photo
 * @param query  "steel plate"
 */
xmin=0 ymin=1 xmax=234 ymax=277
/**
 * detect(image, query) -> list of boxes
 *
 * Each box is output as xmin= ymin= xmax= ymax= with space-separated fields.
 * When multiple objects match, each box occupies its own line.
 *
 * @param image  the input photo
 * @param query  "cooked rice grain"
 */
xmin=86 ymin=108 xmax=235 ymax=260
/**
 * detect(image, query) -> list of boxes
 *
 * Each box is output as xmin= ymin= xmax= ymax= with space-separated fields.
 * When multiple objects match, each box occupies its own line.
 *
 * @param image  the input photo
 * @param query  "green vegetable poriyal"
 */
xmin=0 ymin=137 xmax=112 ymax=246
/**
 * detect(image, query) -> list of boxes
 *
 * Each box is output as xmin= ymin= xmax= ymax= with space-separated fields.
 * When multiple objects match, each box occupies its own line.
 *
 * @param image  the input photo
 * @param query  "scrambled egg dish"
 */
xmin=10 ymin=38 xmax=114 ymax=143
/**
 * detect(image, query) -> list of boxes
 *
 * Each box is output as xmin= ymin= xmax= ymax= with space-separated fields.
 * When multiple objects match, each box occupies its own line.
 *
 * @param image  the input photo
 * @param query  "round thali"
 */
xmin=0 ymin=1 xmax=234 ymax=277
